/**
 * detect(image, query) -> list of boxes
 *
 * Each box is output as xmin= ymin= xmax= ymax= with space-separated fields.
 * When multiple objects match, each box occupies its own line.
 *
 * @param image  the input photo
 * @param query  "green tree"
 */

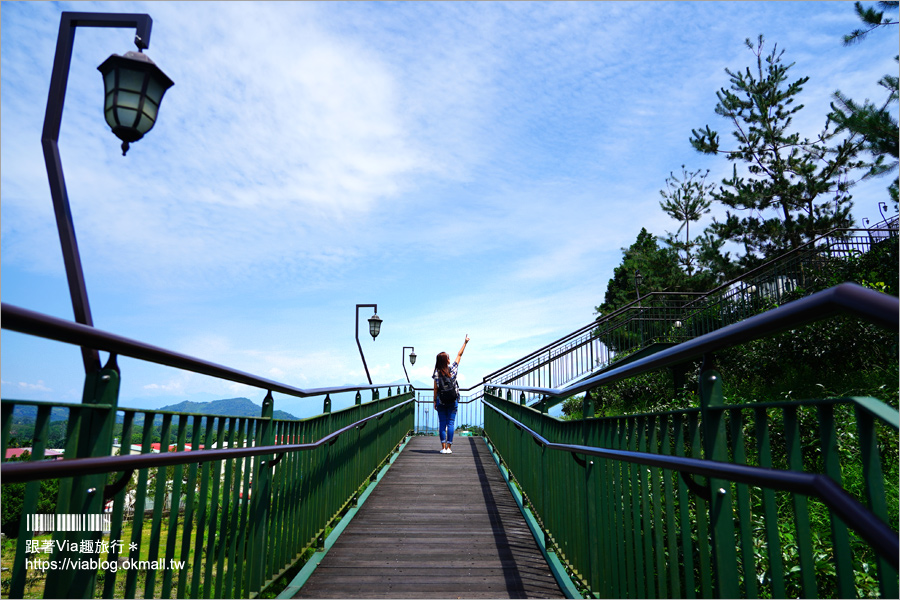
xmin=595 ymin=228 xmax=683 ymax=317
xmin=691 ymin=36 xmax=868 ymax=274
xmin=659 ymin=165 xmax=714 ymax=275
xmin=841 ymin=0 xmax=898 ymax=45
xmin=830 ymin=1 xmax=899 ymax=206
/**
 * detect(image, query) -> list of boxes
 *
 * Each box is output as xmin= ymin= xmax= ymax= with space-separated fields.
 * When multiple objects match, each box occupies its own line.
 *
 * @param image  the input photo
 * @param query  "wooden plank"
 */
xmin=293 ymin=436 xmax=565 ymax=599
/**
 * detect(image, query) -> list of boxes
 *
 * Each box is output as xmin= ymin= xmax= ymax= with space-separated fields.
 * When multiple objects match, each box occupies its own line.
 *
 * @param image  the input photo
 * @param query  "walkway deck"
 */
xmin=293 ymin=436 xmax=565 ymax=599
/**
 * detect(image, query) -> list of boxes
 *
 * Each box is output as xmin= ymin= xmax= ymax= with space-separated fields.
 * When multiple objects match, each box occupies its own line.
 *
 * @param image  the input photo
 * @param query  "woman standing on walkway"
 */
xmin=433 ymin=335 xmax=469 ymax=454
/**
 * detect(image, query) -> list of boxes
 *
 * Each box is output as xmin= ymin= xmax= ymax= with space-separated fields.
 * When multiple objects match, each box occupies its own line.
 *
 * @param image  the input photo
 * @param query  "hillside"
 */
xmin=158 ymin=397 xmax=298 ymax=420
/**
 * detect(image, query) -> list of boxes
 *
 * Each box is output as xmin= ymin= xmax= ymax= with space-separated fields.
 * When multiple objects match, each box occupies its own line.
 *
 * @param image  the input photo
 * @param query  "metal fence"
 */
xmin=1 ymin=303 xmax=414 ymax=599
xmin=483 ymin=283 xmax=899 ymax=599
xmin=485 ymin=229 xmax=898 ymax=403
xmin=412 ymin=393 xmax=484 ymax=436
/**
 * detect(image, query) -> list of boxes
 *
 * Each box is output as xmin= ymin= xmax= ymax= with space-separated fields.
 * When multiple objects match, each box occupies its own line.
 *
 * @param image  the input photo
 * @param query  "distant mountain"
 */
xmin=158 ymin=397 xmax=299 ymax=420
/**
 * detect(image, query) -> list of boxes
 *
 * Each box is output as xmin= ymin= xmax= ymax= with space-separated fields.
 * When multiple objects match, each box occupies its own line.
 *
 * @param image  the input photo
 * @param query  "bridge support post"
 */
xmin=41 ymin=356 xmax=120 ymax=599
xmin=249 ymin=391 xmax=275 ymax=594
xmin=699 ymin=356 xmax=740 ymax=598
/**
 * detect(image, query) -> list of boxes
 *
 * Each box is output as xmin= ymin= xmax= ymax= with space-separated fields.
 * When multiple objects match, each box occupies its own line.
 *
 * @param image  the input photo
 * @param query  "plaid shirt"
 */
xmin=433 ymin=361 xmax=459 ymax=384
xmin=433 ymin=362 xmax=459 ymax=404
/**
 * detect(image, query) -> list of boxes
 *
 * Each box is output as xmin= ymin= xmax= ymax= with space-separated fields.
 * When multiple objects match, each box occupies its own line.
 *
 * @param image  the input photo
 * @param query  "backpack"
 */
xmin=436 ymin=371 xmax=459 ymax=406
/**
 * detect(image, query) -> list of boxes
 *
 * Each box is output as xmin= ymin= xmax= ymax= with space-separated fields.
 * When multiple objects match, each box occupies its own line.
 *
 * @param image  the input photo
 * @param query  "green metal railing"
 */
xmin=485 ymin=229 xmax=897 ymax=404
xmin=1 ymin=303 xmax=414 ymax=599
xmin=483 ymin=283 xmax=899 ymax=598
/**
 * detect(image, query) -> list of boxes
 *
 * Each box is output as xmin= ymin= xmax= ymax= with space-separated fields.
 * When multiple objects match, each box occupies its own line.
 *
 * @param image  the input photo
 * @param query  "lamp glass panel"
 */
xmin=114 ymin=107 xmax=139 ymax=128
xmin=136 ymin=114 xmax=155 ymax=134
xmin=368 ymin=317 xmax=381 ymax=338
xmin=116 ymin=91 xmax=143 ymax=111
xmin=142 ymin=100 xmax=159 ymax=120
xmin=146 ymin=77 xmax=166 ymax=104
xmin=117 ymin=69 xmax=146 ymax=92
xmin=103 ymin=70 xmax=115 ymax=92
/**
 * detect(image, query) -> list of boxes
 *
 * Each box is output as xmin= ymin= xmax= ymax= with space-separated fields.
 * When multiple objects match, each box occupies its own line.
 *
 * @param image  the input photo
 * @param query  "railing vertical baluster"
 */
xmin=192 ymin=415 xmax=218 ymax=599
xmin=818 ymin=403 xmax=855 ymax=599
xmin=10 ymin=404 xmax=51 ymax=599
xmin=637 ymin=415 xmax=655 ymax=597
xmin=161 ymin=413 xmax=189 ymax=599
xmin=176 ymin=413 xmax=202 ymax=600
xmin=203 ymin=417 xmax=227 ymax=599
xmin=688 ymin=411 xmax=711 ymax=598
xmin=676 ymin=413 xmax=697 ymax=599
xmin=729 ymin=407 xmax=758 ymax=598
xmin=125 ymin=412 xmax=155 ymax=598
xmin=660 ymin=413 xmax=681 ymax=597
xmin=755 ymin=407 xmax=785 ymax=598
xmin=145 ymin=412 xmax=173 ymax=598
xmin=229 ymin=418 xmax=249 ymax=595
xmin=215 ymin=417 xmax=238 ymax=598
xmin=784 ymin=406 xmax=816 ymax=597
xmin=855 ymin=404 xmax=898 ymax=599
xmin=699 ymin=367 xmax=739 ymax=599
xmin=104 ymin=409 xmax=134 ymax=599
xmin=649 ymin=415 xmax=666 ymax=598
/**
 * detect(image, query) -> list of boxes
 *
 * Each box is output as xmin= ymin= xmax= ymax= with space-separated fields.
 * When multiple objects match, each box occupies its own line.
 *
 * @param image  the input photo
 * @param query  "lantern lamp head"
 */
xmin=367 ymin=313 xmax=382 ymax=340
xmin=634 ymin=270 xmax=643 ymax=287
xmin=409 ymin=351 xmax=416 ymax=365
xmin=98 ymin=51 xmax=173 ymax=156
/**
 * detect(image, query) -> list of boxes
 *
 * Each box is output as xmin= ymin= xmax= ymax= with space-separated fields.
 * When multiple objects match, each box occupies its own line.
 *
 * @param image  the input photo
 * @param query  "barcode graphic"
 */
xmin=27 ymin=514 xmax=111 ymax=532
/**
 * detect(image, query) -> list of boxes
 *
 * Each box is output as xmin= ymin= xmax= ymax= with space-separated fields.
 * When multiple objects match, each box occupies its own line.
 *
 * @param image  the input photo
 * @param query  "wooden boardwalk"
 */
xmin=293 ymin=436 xmax=565 ymax=599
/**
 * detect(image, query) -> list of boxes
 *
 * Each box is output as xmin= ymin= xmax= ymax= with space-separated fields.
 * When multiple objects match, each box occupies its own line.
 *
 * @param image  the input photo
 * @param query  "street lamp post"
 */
xmin=355 ymin=304 xmax=382 ymax=384
xmin=42 ymin=12 xmax=173 ymax=373
xmin=35 ymin=13 xmax=174 ymax=599
xmin=402 ymin=346 xmax=416 ymax=383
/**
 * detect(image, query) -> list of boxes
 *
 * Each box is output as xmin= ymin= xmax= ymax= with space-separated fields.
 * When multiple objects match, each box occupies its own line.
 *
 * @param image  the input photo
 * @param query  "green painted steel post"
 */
xmin=249 ymin=392 xmax=275 ymax=594
xmin=582 ymin=390 xmax=597 ymax=593
xmin=46 ymin=357 xmax=121 ymax=599
xmin=356 ymin=391 xmax=362 ymax=406
xmin=699 ymin=359 xmax=740 ymax=599
xmin=323 ymin=393 xmax=331 ymax=414
xmin=520 ymin=392 xmax=526 ymax=406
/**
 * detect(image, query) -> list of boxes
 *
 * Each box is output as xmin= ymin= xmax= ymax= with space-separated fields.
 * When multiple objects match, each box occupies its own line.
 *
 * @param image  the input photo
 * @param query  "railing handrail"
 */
xmin=1 ymin=397 xmax=414 ymax=484
xmin=482 ymin=399 xmax=899 ymax=566
xmin=492 ymin=283 xmax=898 ymax=399
xmin=482 ymin=291 xmax=701 ymax=382
xmin=681 ymin=226 xmax=890 ymax=309
xmin=483 ymin=227 xmax=894 ymax=385
xmin=1 ymin=302 xmax=404 ymax=399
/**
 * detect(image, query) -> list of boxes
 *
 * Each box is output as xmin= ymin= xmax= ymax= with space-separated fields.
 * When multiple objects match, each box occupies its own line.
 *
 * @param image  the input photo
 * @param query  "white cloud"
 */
xmin=3 ymin=1 xmax=895 ymax=411
xmin=17 ymin=380 xmax=52 ymax=392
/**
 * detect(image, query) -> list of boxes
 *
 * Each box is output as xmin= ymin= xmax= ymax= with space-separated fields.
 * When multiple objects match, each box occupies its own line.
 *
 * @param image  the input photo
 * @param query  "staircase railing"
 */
xmin=483 ymin=283 xmax=899 ymax=598
xmin=484 ymin=227 xmax=897 ymax=403
xmin=1 ymin=303 xmax=414 ymax=599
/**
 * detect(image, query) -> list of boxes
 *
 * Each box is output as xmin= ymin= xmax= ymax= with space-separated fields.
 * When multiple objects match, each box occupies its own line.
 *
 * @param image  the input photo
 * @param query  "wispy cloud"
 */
xmin=3 ymin=1 xmax=895 ymax=405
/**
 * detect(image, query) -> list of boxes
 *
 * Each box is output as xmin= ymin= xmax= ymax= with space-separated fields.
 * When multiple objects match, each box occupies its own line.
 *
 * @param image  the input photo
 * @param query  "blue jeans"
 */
xmin=436 ymin=404 xmax=458 ymax=444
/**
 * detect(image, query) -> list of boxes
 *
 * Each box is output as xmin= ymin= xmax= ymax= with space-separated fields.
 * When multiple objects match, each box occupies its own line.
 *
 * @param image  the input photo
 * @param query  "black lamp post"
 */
xmin=634 ymin=270 xmax=645 ymax=347
xmin=402 ymin=346 xmax=416 ymax=383
xmin=42 ymin=12 xmax=173 ymax=373
xmin=355 ymin=304 xmax=382 ymax=384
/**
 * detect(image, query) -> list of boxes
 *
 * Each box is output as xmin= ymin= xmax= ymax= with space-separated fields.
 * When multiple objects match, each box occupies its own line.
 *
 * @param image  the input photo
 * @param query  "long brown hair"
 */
xmin=434 ymin=352 xmax=450 ymax=378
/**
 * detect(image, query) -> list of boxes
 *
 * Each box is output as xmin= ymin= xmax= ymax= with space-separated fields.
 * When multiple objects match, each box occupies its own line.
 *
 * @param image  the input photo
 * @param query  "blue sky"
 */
xmin=2 ymin=1 xmax=897 ymax=419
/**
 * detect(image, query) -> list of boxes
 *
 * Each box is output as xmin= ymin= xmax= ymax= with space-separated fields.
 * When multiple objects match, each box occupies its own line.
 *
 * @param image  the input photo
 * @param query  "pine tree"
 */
xmin=659 ymin=166 xmax=714 ymax=275
xmin=691 ymin=36 xmax=869 ymax=272
xmin=830 ymin=1 xmax=899 ymax=206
